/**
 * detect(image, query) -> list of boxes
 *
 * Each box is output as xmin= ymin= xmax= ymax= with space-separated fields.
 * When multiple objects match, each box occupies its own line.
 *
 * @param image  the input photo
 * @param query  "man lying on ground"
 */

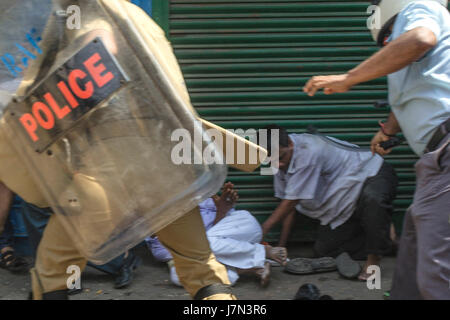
xmin=147 ymin=182 xmax=287 ymax=287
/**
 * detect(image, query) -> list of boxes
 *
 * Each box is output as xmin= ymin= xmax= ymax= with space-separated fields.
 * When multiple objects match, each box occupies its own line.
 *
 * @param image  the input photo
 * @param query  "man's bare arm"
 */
xmin=278 ymin=209 xmax=296 ymax=247
xmin=303 ymin=27 xmax=437 ymax=96
xmin=262 ymin=199 xmax=298 ymax=237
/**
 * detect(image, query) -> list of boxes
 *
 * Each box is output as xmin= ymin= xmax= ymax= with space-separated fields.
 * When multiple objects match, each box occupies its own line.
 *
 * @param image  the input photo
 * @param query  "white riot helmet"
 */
xmin=369 ymin=0 xmax=448 ymax=46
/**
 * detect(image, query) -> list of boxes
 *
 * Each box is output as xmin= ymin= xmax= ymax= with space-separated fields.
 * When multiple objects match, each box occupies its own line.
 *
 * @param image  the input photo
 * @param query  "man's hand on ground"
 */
xmin=262 ymin=199 xmax=299 ymax=237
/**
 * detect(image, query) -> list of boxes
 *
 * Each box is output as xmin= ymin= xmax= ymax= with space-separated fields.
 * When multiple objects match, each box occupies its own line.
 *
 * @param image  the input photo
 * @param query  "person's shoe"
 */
xmin=294 ymin=283 xmax=321 ymax=300
xmin=0 ymin=250 xmax=30 ymax=273
xmin=114 ymin=254 xmax=142 ymax=289
xmin=285 ymin=257 xmax=336 ymax=275
xmin=67 ymin=287 xmax=83 ymax=295
xmin=294 ymin=284 xmax=334 ymax=300
xmin=29 ymin=290 xmax=69 ymax=300
xmin=336 ymin=252 xmax=361 ymax=279
xmin=42 ymin=290 xmax=69 ymax=300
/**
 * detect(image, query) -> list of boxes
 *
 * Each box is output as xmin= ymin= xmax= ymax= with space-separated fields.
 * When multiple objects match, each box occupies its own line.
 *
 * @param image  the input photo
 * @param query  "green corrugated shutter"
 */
xmin=153 ymin=0 xmax=419 ymax=242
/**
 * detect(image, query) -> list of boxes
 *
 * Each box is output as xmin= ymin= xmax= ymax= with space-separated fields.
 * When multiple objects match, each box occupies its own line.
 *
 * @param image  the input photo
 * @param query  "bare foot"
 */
xmin=265 ymin=245 xmax=288 ymax=266
xmin=255 ymin=262 xmax=271 ymax=288
xmin=358 ymin=254 xmax=381 ymax=281
xmin=390 ymin=224 xmax=397 ymax=243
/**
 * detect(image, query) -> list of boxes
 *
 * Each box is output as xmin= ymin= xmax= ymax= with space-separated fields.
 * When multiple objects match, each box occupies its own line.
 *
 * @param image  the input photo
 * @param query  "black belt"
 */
xmin=424 ymin=118 xmax=450 ymax=153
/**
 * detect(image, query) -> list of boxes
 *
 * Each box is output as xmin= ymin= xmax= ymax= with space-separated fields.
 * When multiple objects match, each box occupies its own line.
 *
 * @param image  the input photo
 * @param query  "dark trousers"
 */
xmin=314 ymin=162 xmax=398 ymax=260
xmin=0 ymin=219 xmax=14 ymax=250
xmin=21 ymin=202 xmax=127 ymax=275
xmin=390 ymin=136 xmax=450 ymax=300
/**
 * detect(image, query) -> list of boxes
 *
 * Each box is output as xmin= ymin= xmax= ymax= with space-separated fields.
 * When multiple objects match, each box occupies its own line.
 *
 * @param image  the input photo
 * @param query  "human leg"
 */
xmin=389 ymin=208 xmax=422 ymax=299
xmin=355 ymin=161 xmax=398 ymax=279
xmin=207 ymin=210 xmax=285 ymax=286
xmin=31 ymin=213 xmax=87 ymax=300
xmin=391 ymin=138 xmax=450 ymax=299
xmin=156 ymin=206 xmax=235 ymax=300
xmin=314 ymin=215 xmax=364 ymax=259
xmin=278 ymin=209 xmax=296 ymax=247
xmin=206 ymin=210 xmax=266 ymax=270
xmin=0 ymin=218 xmax=29 ymax=273
xmin=394 ymin=139 xmax=450 ymax=299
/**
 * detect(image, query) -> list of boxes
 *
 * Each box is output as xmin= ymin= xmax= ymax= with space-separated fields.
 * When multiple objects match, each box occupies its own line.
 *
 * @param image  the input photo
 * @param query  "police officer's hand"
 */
xmin=371 ymin=130 xmax=393 ymax=156
xmin=303 ymin=74 xmax=354 ymax=96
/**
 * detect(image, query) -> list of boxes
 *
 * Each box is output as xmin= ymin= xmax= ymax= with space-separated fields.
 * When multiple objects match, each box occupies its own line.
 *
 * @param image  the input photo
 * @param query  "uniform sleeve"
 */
xmin=396 ymin=2 xmax=444 ymax=40
xmin=283 ymin=165 xmax=322 ymax=200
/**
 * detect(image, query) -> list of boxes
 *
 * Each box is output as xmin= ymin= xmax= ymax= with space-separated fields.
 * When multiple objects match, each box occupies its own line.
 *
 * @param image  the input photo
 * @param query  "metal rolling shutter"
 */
xmin=152 ymin=0 xmax=418 ymax=242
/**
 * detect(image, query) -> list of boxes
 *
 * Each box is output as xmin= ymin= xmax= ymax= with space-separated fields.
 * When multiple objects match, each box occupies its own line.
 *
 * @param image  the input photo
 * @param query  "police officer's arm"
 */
xmin=262 ymin=199 xmax=299 ymax=237
xmin=302 ymin=27 xmax=437 ymax=96
xmin=0 ymin=182 xmax=14 ymax=234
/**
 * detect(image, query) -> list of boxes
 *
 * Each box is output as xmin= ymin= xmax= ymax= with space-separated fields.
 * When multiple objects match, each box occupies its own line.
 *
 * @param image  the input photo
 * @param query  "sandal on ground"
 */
xmin=0 ymin=250 xmax=30 ymax=273
xmin=336 ymin=252 xmax=361 ymax=279
xmin=284 ymin=257 xmax=336 ymax=275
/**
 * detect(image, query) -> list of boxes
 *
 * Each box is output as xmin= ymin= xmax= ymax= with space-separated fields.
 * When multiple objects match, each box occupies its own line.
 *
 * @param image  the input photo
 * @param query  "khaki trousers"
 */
xmin=31 ymin=206 xmax=234 ymax=300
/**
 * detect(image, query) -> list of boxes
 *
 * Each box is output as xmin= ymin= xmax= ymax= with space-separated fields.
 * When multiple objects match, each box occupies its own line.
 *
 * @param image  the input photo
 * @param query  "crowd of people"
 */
xmin=1 ymin=127 xmax=400 ymax=296
xmin=0 ymin=0 xmax=448 ymax=300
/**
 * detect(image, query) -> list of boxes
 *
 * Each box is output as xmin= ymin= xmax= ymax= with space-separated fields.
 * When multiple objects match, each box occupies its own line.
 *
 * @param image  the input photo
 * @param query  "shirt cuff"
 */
xmin=282 ymin=194 xmax=305 ymax=201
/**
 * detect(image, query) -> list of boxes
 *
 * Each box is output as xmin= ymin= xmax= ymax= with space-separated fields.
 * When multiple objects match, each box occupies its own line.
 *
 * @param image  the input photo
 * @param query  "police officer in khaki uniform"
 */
xmin=0 ymin=0 xmax=264 ymax=300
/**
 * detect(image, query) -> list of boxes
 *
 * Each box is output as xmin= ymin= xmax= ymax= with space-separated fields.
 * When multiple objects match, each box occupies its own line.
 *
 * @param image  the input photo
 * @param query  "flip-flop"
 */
xmin=285 ymin=257 xmax=336 ymax=275
xmin=336 ymin=252 xmax=361 ymax=279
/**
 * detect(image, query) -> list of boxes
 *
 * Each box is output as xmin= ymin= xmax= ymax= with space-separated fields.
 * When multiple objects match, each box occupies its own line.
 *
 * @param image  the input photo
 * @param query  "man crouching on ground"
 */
xmin=260 ymin=125 xmax=398 ymax=281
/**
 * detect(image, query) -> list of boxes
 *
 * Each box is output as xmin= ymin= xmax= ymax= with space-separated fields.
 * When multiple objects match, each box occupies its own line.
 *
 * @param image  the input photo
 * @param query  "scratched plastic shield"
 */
xmin=0 ymin=0 xmax=52 ymax=109
xmin=0 ymin=0 xmax=227 ymax=264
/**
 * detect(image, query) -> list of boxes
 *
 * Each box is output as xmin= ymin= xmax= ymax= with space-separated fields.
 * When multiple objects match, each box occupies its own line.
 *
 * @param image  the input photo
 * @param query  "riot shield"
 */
xmin=0 ymin=0 xmax=228 ymax=264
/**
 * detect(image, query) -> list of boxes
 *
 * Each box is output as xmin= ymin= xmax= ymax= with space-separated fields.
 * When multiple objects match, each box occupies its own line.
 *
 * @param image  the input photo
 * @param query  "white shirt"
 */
xmin=274 ymin=134 xmax=383 ymax=229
